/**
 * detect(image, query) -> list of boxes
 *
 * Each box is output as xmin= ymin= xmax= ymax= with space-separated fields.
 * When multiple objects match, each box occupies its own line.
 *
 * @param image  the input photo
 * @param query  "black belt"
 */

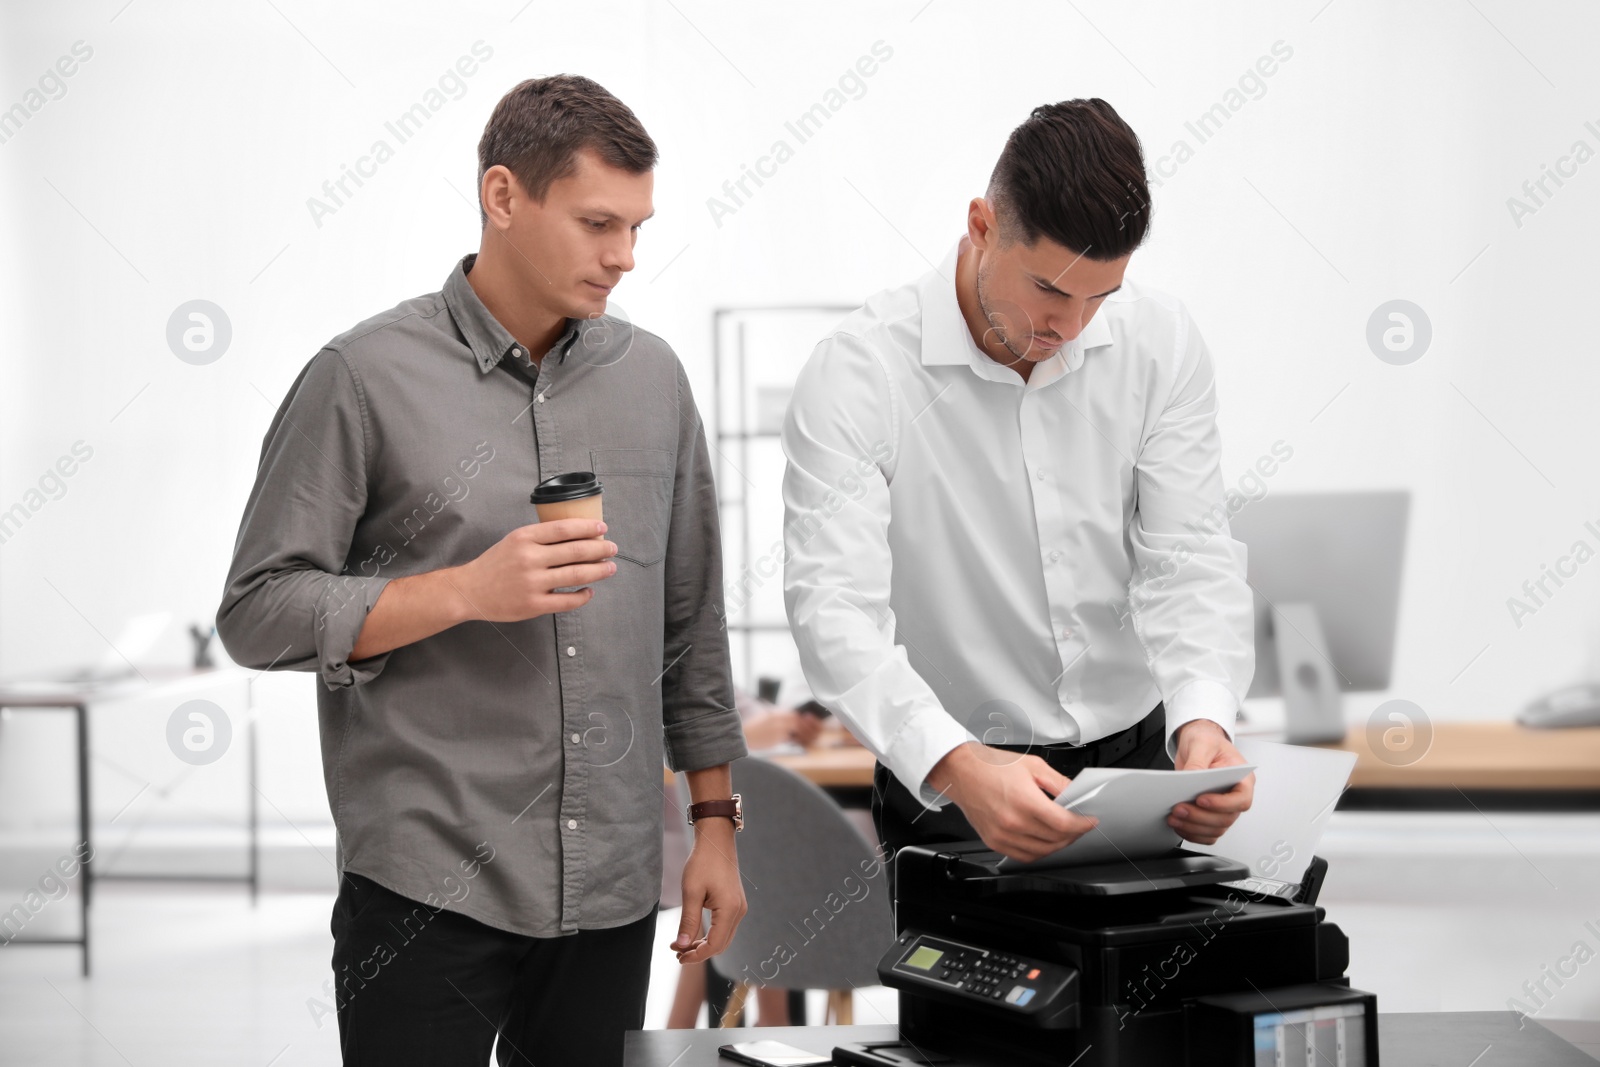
xmin=992 ymin=702 xmax=1164 ymax=768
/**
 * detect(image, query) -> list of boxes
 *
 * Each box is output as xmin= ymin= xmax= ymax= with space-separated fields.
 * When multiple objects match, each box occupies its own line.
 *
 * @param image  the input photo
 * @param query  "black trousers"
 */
xmin=330 ymin=871 xmax=657 ymax=1067
xmin=871 ymin=703 xmax=1174 ymax=899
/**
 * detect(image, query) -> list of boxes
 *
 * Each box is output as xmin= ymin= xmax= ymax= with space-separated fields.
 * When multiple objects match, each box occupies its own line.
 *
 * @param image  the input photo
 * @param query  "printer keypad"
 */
xmin=897 ymin=936 xmax=1058 ymax=1011
xmin=929 ymin=949 xmax=1030 ymax=1001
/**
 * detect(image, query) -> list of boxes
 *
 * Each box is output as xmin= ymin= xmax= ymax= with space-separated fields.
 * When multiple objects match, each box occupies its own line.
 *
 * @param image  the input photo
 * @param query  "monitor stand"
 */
xmin=1270 ymin=602 xmax=1345 ymax=744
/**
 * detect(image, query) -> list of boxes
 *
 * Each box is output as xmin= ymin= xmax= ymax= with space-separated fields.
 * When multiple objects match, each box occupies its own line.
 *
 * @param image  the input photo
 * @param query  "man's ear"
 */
xmin=967 ymin=196 xmax=997 ymax=251
xmin=481 ymin=164 xmax=538 ymax=230
xmin=480 ymin=165 xmax=513 ymax=230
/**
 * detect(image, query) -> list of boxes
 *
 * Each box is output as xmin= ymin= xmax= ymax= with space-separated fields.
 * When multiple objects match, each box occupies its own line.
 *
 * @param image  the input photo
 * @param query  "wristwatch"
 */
xmin=686 ymin=793 xmax=744 ymax=832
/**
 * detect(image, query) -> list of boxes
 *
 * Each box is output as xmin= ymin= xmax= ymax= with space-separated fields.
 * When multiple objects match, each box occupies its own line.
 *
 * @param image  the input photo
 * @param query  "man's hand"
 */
xmin=348 ymin=519 xmax=619 ymax=662
xmin=1169 ymin=719 xmax=1254 ymax=845
xmin=671 ymin=819 xmax=747 ymax=965
xmin=455 ymin=519 xmax=618 ymax=622
xmin=926 ymin=743 xmax=1099 ymax=864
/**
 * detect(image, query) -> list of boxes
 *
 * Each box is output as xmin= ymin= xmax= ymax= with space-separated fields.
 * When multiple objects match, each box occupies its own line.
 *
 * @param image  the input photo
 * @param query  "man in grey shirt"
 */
xmin=217 ymin=75 xmax=748 ymax=1066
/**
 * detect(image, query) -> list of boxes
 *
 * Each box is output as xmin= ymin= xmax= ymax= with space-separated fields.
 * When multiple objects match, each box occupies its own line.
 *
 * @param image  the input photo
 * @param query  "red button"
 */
xmin=1027 ymin=968 xmax=1041 ymax=980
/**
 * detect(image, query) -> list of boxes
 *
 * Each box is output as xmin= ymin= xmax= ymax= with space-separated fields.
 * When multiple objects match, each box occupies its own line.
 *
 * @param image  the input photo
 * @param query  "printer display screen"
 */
xmin=1252 ymin=1002 xmax=1366 ymax=1067
xmin=904 ymin=946 xmax=944 ymax=971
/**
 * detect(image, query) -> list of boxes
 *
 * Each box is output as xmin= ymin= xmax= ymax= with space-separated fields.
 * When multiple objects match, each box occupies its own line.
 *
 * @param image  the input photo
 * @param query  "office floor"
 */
xmin=1 ymin=811 xmax=1597 ymax=1064
xmin=1317 ymin=812 xmax=1600 ymax=1022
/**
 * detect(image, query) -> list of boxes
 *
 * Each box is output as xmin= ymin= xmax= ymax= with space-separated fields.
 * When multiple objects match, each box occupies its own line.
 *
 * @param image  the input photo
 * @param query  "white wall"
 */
xmin=2 ymin=2 xmax=1597 ymax=853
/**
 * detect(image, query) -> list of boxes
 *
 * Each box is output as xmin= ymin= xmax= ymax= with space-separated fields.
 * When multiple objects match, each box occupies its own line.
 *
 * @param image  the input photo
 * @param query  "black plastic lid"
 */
xmin=530 ymin=471 xmax=602 ymax=504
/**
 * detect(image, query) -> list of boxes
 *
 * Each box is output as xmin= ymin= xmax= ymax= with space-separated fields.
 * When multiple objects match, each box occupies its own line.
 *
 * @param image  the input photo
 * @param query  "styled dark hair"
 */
xmin=476 ymin=74 xmax=657 ymax=225
xmin=987 ymin=98 xmax=1150 ymax=260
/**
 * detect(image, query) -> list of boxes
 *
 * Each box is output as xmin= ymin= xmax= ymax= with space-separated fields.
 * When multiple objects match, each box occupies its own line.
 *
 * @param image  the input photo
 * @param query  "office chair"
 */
xmin=677 ymin=758 xmax=895 ymax=1026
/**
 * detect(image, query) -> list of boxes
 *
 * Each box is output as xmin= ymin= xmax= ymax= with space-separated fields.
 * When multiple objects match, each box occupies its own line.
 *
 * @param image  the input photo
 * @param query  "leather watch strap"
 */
xmin=686 ymin=793 xmax=743 ymax=832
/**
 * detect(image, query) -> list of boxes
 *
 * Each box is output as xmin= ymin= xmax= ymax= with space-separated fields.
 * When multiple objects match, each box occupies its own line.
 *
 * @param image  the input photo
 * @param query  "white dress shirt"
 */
xmin=781 ymin=239 xmax=1254 ymax=810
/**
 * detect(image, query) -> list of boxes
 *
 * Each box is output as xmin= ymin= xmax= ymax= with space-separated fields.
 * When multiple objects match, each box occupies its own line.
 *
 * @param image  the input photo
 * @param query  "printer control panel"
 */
xmin=886 ymin=930 xmax=1075 ymax=1014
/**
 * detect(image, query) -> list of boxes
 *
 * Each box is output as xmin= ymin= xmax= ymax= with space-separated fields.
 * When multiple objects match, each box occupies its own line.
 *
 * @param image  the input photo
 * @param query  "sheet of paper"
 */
xmin=1188 ymin=738 xmax=1356 ymax=884
xmin=996 ymin=763 xmax=1257 ymax=870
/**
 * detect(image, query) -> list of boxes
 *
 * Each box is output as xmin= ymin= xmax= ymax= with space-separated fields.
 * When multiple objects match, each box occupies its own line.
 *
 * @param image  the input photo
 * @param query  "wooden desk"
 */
xmin=1313 ymin=721 xmax=1600 ymax=789
xmin=767 ymin=743 xmax=877 ymax=788
xmin=717 ymin=722 xmax=1600 ymax=808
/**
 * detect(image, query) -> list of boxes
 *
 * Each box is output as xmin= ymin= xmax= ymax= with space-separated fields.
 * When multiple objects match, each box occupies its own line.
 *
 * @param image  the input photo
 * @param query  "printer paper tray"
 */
xmin=947 ymin=849 xmax=1248 ymax=897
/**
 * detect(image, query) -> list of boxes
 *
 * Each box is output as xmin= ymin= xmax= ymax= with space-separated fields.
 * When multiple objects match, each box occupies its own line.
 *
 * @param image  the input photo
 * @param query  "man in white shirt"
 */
xmin=781 ymin=98 xmax=1255 ymax=874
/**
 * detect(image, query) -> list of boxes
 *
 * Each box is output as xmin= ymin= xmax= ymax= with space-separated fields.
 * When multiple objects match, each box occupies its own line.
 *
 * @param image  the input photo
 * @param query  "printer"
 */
xmin=832 ymin=844 xmax=1378 ymax=1067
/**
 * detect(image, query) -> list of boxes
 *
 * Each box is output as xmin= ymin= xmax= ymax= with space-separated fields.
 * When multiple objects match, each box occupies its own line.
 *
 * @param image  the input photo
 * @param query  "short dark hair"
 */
xmin=476 ymin=74 xmax=657 ymax=225
xmin=987 ymin=98 xmax=1150 ymax=260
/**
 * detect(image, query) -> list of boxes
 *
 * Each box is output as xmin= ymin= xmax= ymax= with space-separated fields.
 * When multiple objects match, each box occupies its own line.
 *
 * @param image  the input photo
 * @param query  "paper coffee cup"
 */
xmin=531 ymin=471 xmax=604 ymax=533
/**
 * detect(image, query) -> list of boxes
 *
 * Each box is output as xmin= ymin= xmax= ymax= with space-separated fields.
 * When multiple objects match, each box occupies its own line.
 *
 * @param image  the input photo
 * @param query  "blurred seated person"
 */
xmin=664 ymin=685 xmax=825 ymax=1028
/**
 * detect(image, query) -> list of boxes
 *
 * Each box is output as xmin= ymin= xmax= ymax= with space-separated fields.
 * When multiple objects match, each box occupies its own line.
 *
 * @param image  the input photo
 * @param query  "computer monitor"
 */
xmin=1228 ymin=491 xmax=1409 ymax=742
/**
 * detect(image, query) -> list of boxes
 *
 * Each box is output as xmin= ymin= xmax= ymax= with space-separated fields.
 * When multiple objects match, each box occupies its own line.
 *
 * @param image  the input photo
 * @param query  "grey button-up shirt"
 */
xmin=217 ymin=253 xmax=747 ymax=937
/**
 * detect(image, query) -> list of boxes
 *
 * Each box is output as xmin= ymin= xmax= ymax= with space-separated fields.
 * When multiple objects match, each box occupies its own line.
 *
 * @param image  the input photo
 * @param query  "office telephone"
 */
xmin=1519 ymin=682 xmax=1600 ymax=728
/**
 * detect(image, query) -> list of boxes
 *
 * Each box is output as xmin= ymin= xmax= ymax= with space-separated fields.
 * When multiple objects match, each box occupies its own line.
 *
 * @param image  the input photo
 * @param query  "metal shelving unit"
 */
xmin=710 ymin=305 xmax=857 ymax=690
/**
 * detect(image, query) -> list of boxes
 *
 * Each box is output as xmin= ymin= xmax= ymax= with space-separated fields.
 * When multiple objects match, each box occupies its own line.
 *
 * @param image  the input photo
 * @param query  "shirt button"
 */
xmin=1062 ymin=627 xmax=1075 ymax=639
xmin=536 ymin=392 xmax=546 ymax=403
xmin=1036 ymin=469 xmax=1046 ymax=481
xmin=567 ymin=819 xmax=578 ymax=830
xmin=1048 ymin=550 xmax=1062 ymax=563
xmin=570 ymin=732 xmax=581 ymax=744
xmin=511 ymin=346 xmax=523 ymax=358
xmin=565 ymin=646 xmax=576 ymax=657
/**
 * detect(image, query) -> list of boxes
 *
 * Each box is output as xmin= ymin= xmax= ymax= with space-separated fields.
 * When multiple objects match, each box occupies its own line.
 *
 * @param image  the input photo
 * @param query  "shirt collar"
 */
xmin=443 ymin=252 xmax=581 ymax=375
xmin=917 ymin=239 xmax=1114 ymax=378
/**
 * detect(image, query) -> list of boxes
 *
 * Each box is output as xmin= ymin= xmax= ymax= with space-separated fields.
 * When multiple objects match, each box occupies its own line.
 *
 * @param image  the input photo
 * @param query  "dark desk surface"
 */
xmin=625 ymin=1013 xmax=1600 ymax=1066
xmin=625 ymin=1025 xmax=896 ymax=1067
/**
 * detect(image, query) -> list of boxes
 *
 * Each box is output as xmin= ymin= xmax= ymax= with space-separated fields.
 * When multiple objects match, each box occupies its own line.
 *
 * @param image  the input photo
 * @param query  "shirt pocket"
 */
xmin=589 ymin=448 xmax=675 ymax=567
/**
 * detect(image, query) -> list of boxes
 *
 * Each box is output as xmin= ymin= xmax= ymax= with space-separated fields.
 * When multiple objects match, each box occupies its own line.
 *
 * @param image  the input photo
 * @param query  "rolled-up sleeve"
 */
xmin=659 ymin=361 xmax=747 ymax=773
xmin=216 ymin=348 xmax=394 ymax=690
xmin=1125 ymin=306 xmax=1255 ymax=760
